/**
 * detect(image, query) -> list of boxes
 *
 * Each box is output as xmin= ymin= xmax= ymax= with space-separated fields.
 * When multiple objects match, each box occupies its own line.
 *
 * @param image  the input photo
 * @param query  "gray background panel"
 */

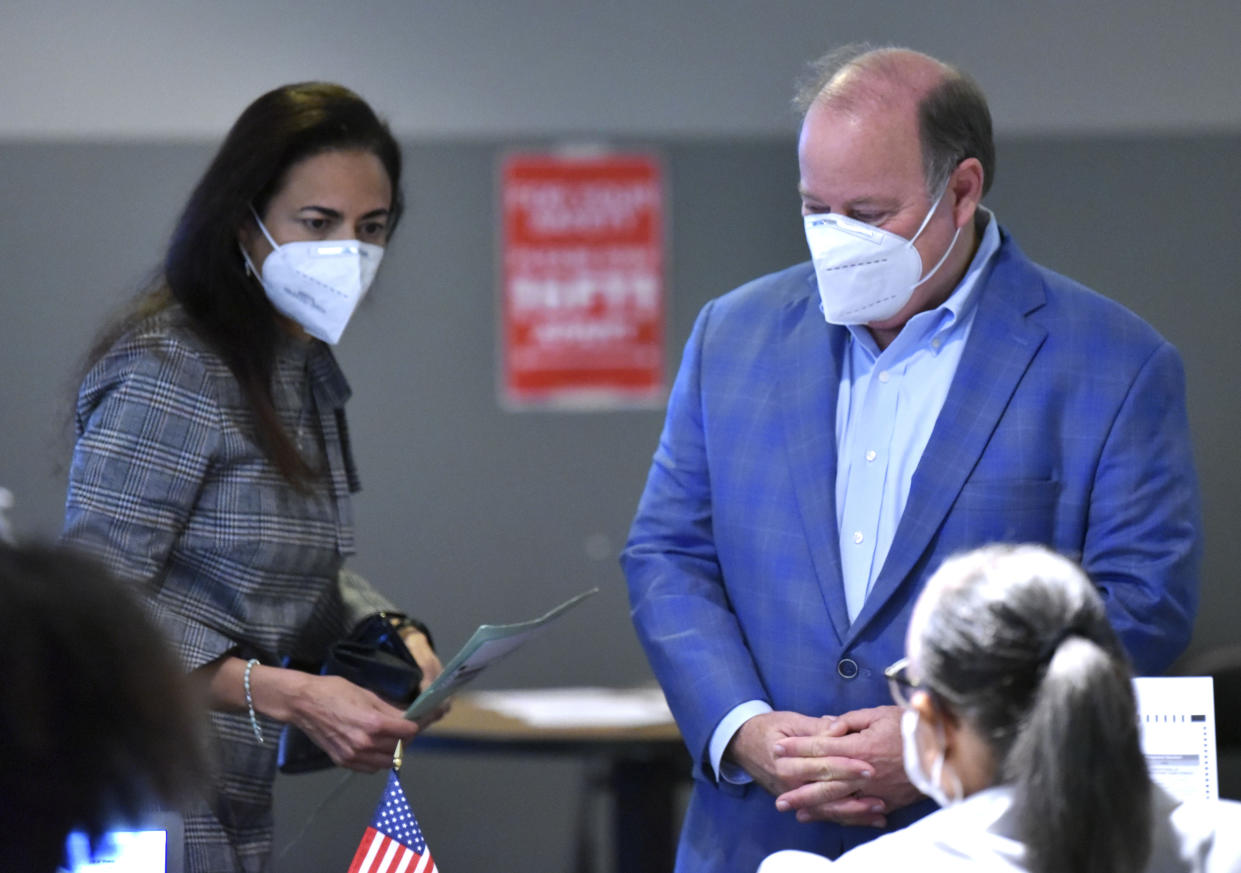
xmin=1 ymin=133 xmax=1237 ymax=869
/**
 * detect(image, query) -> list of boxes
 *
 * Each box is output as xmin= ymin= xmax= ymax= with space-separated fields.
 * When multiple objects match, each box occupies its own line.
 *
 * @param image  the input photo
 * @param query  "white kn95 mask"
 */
xmin=241 ymin=207 xmax=384 ymax=345
xmin=803 ymin=187 xmax=960 ymax=325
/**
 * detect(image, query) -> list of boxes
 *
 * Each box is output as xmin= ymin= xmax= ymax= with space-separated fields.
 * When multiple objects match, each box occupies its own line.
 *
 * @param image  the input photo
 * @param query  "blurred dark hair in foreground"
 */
xmin=0 ymin=541 xmax=206 ymax=873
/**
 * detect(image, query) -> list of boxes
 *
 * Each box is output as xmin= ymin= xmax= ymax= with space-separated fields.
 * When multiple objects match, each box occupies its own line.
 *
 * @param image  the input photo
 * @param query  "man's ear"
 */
xmin=948 ymin=157 xmax=984 ymax=229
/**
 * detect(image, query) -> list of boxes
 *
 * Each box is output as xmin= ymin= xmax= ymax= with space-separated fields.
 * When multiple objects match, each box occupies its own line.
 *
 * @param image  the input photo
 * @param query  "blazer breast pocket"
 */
xmin=946 ymin=478 xmax=1062 ymax=544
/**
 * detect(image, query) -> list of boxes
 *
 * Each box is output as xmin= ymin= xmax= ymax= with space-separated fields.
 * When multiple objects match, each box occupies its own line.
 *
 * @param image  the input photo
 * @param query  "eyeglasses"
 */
xmin=884 ymin=657 xmax=924 ymax=708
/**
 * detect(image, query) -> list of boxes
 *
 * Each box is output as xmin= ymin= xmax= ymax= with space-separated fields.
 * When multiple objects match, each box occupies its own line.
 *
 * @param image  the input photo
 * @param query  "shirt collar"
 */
xmin=938 ymin=205 xmax=1000 ymax=327
xmin=846 ymin=207 xmax=1001 ymax=359
xmin=935 ymin=783 xmax=1016 ymax=834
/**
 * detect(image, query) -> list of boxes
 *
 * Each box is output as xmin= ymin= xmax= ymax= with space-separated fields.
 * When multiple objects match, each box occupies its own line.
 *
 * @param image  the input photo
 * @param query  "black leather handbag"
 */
xmin=276 ymin=612 xmax=429 ymax=773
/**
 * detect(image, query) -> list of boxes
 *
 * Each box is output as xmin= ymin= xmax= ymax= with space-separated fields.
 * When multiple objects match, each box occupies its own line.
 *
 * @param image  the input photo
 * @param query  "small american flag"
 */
xmin=347 ymin=771 xmax=438 ymax=873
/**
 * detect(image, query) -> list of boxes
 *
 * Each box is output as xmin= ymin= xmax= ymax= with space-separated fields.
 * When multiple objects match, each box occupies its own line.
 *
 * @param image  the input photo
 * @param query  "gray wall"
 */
xmin=2 ymin=131 xmax=1238 ymax=870
xmin=2 ymin=1 xmax=1239 ymax=140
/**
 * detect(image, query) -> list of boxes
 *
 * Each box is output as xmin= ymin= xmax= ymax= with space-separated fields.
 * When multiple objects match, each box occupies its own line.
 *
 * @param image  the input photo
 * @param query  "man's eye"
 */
xmin=302 ymin=217 xmax=329 ymax=232
xmin=360 ymin=221 xmax=388 ymax=239
xmin=851 ymin=213 xmax=882 ymax=225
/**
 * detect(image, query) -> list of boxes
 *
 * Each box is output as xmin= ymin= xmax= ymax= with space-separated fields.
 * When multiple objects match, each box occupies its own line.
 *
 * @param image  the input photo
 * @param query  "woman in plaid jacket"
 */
xmin=62 ymin=82 xmax=442 ymax=873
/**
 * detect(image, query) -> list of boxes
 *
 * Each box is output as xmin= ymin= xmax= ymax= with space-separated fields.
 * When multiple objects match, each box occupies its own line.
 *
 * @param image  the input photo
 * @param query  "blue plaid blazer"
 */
xmin=621 ymin=229 xmax=1201 ymax=871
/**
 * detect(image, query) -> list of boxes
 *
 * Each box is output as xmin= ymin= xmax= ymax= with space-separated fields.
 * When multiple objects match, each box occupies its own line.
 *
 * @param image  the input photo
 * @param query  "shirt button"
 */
xmin=931 ymin=336 xmax=943 ymax=349
xmin=853 ymin=531 xmax=864 ymax=544
xmin=865 ymin=449 xmax=877 ymax=462
xmin=878 ymin=370 xmax=890 ymax=383
xmin=837 ymin=658 xmax=859 ymax=679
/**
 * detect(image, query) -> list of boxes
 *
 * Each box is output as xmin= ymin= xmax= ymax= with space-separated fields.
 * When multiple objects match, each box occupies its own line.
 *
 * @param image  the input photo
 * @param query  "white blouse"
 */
xmin=758 ymin=785 xmax=1241 ymax=873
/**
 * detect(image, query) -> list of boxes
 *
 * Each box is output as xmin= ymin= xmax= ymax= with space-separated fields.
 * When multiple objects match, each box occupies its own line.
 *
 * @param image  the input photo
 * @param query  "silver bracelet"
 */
xmin=244 ymin=658 xmax=264 ymax=744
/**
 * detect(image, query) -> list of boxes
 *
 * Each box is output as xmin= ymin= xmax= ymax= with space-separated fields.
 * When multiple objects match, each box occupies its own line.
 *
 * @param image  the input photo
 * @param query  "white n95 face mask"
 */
xmin=803 ymin=187 xmax=960 ymax=325
xmin=241 ymin=207 xmax=384 ymax=345
xmin=901 ymin=706 xmax=963 ymax=808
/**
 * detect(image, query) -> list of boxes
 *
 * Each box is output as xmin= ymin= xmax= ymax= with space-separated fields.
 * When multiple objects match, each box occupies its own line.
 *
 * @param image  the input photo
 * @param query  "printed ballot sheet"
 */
xmin=404 ymin=588 xmax=598 ymax=722
xmin=1134 ymin=676 xmax=1218 ymax=802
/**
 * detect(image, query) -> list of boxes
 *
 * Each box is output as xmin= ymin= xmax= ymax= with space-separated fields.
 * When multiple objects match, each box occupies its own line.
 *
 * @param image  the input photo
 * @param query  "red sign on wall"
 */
xmin=500 ymin=151 xmax=665 ymax=408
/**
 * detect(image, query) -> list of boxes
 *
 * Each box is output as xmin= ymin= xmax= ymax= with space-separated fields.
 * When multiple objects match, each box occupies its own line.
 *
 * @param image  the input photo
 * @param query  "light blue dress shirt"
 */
xmin=836 ymin=212 xmax=1000 ymax=620
xmin=709 ymin=211 xmax=1002 ymax=782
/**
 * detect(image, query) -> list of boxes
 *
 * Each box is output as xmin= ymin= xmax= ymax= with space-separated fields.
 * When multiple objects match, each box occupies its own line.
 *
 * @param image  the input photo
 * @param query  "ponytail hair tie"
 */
xmin=1037 ymin=625 xmax=1088 ymax=665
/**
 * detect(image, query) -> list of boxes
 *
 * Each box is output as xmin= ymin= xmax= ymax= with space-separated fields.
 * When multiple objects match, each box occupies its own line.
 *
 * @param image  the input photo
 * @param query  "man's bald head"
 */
xmin=794 ymin=44 xmax=996 ymax=197
xmin=796 ymin=46 xmax=950 ymax=116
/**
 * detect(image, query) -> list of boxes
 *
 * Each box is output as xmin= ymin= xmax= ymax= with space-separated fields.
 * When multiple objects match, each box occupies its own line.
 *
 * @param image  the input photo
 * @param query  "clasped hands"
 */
xmin=725 ymin=705 xmax=921 ymax=828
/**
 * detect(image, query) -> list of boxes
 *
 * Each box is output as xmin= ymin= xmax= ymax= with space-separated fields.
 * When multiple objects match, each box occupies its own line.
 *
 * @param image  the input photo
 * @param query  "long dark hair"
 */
xmin=910 ymin=544 xmax=1152 ymax=873
xmin=88 ymin=82 xmax=403 ymax=484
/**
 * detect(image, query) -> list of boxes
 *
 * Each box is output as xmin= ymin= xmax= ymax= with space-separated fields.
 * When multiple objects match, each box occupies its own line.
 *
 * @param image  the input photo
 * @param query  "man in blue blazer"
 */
xmin=621 ymin=45 xmax=1200 ymax=872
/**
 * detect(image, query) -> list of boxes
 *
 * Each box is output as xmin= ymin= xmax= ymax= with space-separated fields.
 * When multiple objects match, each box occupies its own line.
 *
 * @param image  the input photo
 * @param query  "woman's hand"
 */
xmin=197 ymin=657 xmax=419 ymax=773
xmin=398 ymin=627 xmax=451 ymax=726
xmin=397 ymin=627 xmax=443 ymax=691
xmin=279 ymin=672 xmax=420 ymax=772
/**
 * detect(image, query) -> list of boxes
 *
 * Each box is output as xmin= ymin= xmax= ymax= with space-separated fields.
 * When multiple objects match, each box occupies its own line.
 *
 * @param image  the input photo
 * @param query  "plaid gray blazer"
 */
xmin=63 ymin=304 xmax=397 ymax=872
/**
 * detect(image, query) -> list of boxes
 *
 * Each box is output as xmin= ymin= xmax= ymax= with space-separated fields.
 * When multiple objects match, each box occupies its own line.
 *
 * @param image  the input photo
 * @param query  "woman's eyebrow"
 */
xmin=296 ymin=205 xmax=390 ymax=220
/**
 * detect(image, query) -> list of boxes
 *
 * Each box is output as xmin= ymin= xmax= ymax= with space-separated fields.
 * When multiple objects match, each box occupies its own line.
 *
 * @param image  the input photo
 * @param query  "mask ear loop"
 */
xmin=248 ymin=204 xmax=281 ymax=249
xmin=910 ymin=185 xmax=963 ymax=290
xmin=909 ymin=184 xmax=948 ymax=245
xmin=239 ymin=245 xmax=259 ymax=279
xmin=239 ymin=205 xmax=280 ymax=283
xmin=928 ymin=718 xmax=947 ymax=791
xmin=927 ymin=706 xmax=965 ymax=805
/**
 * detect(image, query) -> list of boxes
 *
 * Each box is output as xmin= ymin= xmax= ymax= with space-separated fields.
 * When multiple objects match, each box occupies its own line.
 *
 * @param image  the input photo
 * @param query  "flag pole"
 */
xmin=393 ymin=739 xmax=404 ymax=772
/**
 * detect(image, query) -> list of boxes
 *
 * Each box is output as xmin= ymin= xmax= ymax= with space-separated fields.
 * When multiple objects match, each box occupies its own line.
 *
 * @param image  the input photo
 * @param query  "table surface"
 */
xmin=415 ymin=690 xmax=689 ymax=873
xmin=420 ymin=691 xmax=684 ymax=748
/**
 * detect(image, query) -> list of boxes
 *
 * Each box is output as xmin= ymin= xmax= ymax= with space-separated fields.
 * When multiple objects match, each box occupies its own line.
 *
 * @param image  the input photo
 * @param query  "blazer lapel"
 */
xmin=846 ymin=236 xmax=1049 ymax=641
xmin=778 ymin=289 xmax=852 ymax=643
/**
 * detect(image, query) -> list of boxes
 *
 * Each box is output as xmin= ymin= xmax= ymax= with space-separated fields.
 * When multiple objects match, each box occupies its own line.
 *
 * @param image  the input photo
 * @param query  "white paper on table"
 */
xmin=1134 ymin=676 xmax=1218 ymax=802
xmin=468 ymin=686 xmax=675 ymax=728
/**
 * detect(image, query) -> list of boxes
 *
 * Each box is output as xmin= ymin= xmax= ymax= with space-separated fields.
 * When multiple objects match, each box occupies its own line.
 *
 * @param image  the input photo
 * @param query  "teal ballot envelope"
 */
xmin=405 ymin=588 xmax=598 ymax=722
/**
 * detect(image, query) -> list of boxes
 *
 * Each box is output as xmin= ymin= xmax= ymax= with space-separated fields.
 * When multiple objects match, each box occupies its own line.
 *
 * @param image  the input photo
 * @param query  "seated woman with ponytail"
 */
xmin=759 ymin=544 xmax=1241 ymax=873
